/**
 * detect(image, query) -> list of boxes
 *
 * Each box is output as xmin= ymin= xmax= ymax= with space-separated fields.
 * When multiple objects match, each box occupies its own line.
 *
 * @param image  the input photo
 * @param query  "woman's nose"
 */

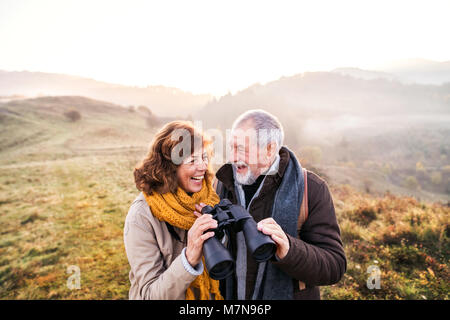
xmin=196 ymin=158 xmax=207 ymax=171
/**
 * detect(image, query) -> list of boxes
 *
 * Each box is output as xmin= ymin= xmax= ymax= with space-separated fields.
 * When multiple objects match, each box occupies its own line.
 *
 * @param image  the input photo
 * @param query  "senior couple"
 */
xmin=123 ymin=109 xmax=346 ymax=300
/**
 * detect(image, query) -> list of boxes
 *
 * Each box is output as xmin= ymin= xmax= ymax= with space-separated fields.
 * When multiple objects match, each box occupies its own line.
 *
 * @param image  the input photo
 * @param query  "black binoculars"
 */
xmin=201 ymin=199 xmax=277 ymax=280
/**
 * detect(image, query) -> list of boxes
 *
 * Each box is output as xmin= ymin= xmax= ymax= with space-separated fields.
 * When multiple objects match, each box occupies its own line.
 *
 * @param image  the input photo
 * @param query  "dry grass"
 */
xmin=322 ymin=185 xmax=449 ymax=299
xmin=0 ymin=154 xmax=140 ymax=299
xmin=1 ymin=157 xmax=448 ymax=299
xmin=0 ymin=95 xmax=448 ymax=299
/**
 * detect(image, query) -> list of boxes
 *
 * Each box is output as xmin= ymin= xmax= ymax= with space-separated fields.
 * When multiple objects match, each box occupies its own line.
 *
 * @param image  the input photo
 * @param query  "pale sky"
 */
xmin=0 ymin=0 xmax=449 ymax=96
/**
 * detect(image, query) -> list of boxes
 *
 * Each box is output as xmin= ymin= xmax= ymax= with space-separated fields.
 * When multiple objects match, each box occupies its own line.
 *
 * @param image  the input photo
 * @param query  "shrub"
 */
xmin=416 ymin=161 xmax=425 ymax=173
xmin=404 ymin=176 xmax=420 ymax=190
xmin=64 ymin=110 xmax=81 ymax=122
xmin=340 ymin=220 xmax=364 ymax=242
xmin=363 ymin=179 xmax=374 ymax=194
xmin=380 ymin=224 xmax=419 ymax=245
xmin=349 ymin=205 xmax=378 ymax=227
xmin=389 ymin=243 xmax=426 ymax=273
xmin=146 ymin=113 xmax=160 ymax=128
xmin=20 ymin=212 xmax=43 ymax=225
xmin=430 ymin=172 xmax=442 ymax=185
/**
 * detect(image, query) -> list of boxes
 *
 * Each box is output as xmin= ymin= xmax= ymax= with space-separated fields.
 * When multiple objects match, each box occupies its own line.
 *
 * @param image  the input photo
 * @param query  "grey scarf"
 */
xmin=233 ymin=147 xmax=304 ymax=300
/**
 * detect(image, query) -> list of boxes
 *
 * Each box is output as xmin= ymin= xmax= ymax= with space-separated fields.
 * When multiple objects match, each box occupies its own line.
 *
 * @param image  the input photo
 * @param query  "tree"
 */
xmin=404 ymin=176 xmax=420 ymax=190
xmin=363 ymin=178 xmax=374 ymax=194
xmin=64 ymin=110 xmax=81 ymax=122
xmin=416 ymin=161 xmax=425 ymax=173
xmin=430 ymin=172 xmax=442 ymax=185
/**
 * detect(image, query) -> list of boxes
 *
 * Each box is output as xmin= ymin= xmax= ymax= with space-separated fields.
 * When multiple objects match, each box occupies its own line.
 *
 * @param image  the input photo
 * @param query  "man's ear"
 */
xmin=266 ymin=142 xmax=278 ymax=159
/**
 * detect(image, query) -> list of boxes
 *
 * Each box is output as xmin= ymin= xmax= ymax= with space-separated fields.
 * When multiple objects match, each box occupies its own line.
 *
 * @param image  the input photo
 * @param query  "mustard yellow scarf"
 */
xmin=143 ymin=178 xmax=223 ymax=300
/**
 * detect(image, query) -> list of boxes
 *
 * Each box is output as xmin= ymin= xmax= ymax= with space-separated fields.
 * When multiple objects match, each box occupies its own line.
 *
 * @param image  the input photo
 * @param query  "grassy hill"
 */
xmin=0 ymin=96 xmax=156 ymax=166
xmin=0 ymin=96 xmax=448 ymax=299
xmin=0 ymin=70 xmax=212 ymax=117
xmin=0 ymin=96 xmax=155 ymax=298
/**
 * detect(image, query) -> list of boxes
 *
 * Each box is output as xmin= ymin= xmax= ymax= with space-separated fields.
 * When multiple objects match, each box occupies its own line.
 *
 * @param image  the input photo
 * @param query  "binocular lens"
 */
xmin=242 ymin=219 xmax=277 ymax=263
xmin=252 ymin=243 xmax=277 ymax=262
xmin=203 ymin=236 xmax=234 ymax=280
xmin=208 ymin=260 xmax=234 ymax=280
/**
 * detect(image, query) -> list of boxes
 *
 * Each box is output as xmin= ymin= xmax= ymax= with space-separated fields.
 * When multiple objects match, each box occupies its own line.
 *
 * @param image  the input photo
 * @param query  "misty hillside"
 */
xmin=1 ymin=74 xmax=449 ymax=202
xmin=332 ymin=68 xmax=399 ymax=82
xmin=334 ymin=60 xmax=450 ymax=85
xmin=197 ymin=71 xmax=450 ymax=142
xmin=0 ymin=70 xmax=212 ymax=117
xmin=196 ymin=72 xmax=450 ymax=202
xmin=375 ymin=59 xmax=450 ymax=85
xmin=200 ymin=71 xmax=449 ymax=118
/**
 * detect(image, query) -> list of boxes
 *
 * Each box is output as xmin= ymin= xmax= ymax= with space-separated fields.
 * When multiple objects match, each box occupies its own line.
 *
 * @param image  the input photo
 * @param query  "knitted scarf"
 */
xmin=143 ymin=178 xmax=223 ymax=300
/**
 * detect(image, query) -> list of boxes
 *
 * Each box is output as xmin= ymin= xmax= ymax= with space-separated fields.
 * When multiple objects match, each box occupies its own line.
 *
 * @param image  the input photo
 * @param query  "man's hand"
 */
xmin=257 ymin=218 xmax=290 ymax=259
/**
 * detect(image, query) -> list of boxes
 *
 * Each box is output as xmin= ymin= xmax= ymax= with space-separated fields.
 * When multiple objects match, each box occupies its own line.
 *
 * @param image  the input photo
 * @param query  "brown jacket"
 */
xmin=215 ymin=146 xmax=346 ymax=299
xmin=123 ymin=193 xmax=200 ymax=300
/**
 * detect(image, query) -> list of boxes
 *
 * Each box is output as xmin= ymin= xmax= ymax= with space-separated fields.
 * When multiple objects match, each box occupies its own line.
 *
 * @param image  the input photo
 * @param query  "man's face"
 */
xmin=228 ymin=121 xmax=273 ymax=185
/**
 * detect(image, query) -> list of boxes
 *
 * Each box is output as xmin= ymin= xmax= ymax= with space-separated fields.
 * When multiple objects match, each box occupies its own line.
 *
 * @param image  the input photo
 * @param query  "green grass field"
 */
xmin=0 ymin=154 xmax=140 ymax=299
xmin=0 ymin=96 xmax=448 ymax=299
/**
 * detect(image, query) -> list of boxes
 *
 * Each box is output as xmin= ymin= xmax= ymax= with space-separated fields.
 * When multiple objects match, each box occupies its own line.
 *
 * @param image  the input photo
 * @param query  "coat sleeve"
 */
xmin=272 ymin=180 xmax=347 ymax=286
xmin=123 ymin=202 xmax=198 ymax=299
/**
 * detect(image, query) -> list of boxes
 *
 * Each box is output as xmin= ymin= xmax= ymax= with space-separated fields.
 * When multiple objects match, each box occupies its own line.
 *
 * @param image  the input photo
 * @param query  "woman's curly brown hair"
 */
xmin=134 ymin=120 xmax=213 ymax=195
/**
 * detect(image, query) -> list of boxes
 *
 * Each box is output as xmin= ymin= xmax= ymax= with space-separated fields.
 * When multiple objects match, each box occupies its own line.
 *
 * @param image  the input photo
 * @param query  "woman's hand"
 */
xmin=257 ymin=218 xmax=290 ymax=259
xmin=185 ymin=204 xmax=217 ymax=266
xmin=194 ymin=203 xmax=207 ymax=216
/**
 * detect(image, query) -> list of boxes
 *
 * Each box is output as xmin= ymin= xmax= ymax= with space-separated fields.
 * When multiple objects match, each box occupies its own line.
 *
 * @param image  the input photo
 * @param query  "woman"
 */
xmin=124 ymin=121 xmax=223 ymax=300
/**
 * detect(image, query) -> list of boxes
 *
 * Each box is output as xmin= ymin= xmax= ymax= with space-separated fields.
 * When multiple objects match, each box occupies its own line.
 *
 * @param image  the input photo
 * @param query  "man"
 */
xmin=212 ymin=109 xmax=346 ymax=300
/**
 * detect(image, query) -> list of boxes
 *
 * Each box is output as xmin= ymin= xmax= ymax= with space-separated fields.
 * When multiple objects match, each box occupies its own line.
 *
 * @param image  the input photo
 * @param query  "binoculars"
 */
xmin=201 ymin=199 xmax=277 ymax=280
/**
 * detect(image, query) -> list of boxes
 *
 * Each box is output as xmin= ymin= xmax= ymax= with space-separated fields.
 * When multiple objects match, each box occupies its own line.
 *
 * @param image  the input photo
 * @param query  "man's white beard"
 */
xmin=234 ymin=162 xmax=257 ymax=185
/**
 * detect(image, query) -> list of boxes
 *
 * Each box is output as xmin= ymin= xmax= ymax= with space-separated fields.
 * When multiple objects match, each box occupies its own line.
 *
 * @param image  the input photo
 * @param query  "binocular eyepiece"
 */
xmin=200 ymin=199 xmax=277 ymax=280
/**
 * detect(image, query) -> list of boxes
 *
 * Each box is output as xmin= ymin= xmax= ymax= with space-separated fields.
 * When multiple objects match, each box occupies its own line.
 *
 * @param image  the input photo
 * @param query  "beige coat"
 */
xmin=123 ymin=192 xmax=199 ymax=300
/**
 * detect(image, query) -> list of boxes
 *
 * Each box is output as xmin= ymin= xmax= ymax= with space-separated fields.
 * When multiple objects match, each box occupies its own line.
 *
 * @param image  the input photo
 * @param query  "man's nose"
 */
xmin=229 ymin=150 xmax=238 ymax=163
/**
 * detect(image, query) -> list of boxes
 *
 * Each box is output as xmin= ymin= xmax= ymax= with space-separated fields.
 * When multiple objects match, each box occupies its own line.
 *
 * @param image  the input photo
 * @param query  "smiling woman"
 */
xmin=177 ymin=149 xmax=210 ymax=194
xmin=133 ymin=121 xmax=214 ymax=195
xmin=124 ymin=120 xmax=223 ymax=300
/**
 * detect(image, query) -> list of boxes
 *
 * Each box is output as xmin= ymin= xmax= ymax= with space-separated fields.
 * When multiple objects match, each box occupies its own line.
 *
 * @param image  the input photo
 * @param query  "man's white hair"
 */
xmin=231 ymin=109 xmax=284 ymax=152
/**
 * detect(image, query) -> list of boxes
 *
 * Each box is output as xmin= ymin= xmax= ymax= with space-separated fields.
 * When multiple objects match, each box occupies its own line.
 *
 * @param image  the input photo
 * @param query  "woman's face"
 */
xmin=176 ymin=148 xmax=209 ymax=193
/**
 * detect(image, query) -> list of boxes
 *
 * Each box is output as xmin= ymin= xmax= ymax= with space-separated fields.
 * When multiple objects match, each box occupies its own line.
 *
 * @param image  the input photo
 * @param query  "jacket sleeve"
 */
xmin=272 ymin=180 xmax=347 ymax=286
xmin=123 ymin=202 xmax=198 ymax=300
